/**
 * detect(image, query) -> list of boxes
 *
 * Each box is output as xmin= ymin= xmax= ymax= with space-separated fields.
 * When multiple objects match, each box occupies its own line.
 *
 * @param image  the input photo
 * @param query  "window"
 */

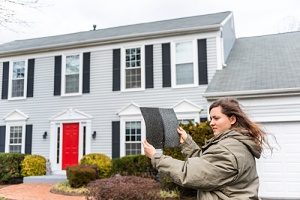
xmin=62 ymin=54 xmax=82 ymax=95
xmin=178 ymin=119 xmax=195 ymax=125
xmin=172 ymin=40 xmax=198 ymax=87
xmin=125 ymin=48 xmax=141 ymax=89
xmin=10 ymin=60 xmax=27 ymax=98
xmin=9 ymin=126 xmax=23 ymax=153
xmin=125 ymin=121 xmax=141 ymax=155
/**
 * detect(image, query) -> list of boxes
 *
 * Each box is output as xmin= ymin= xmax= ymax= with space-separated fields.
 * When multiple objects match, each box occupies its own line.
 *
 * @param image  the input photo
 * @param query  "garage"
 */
xmin=257 ymin=121 xmax=300 ymax=199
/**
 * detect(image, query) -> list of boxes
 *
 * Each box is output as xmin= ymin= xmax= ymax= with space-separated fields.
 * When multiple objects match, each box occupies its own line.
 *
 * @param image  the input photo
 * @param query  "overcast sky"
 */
xmin=1 ymin=0 xmax=300 ymax=44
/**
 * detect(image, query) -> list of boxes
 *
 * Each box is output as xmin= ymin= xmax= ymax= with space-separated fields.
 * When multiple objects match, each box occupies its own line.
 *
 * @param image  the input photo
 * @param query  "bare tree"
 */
xmin=0 ymin=0 xmax=39 ymax=28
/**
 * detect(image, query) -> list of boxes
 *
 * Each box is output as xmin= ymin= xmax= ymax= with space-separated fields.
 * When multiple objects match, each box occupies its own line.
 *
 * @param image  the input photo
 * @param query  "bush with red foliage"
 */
xmin=86 ymin=175 xmax=165 ymax=200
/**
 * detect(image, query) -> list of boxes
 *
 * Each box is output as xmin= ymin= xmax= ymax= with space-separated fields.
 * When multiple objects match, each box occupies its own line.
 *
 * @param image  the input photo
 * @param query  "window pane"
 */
xmin=13 ymin=61 xmax=25 ymax=78
xmin=176 ymin=63 xmax=194 ymax=85
xmin=66 ymin=55 xmax=80 ymax=74
xmin=9 ymin=145 xmax=21 ymax=153
xmin=176 ymin=42 xmax=193 ymax=64
xmin=126 ymin=68 xmax=141 ymax=89
xmin=125 ymin=47 xmax=141 ymax=68
xmin=65 ymin=74 xmax=79 ymax=93
xmin=12 ymin=79 xmax=24 ymax=97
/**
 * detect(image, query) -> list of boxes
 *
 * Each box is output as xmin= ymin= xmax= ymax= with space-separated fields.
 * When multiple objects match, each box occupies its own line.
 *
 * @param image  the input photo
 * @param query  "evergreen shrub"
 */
xmin=112 ymin=154 xmax=157 ymax=178
xmin=66 ymin=164 xmax=98 ymax=188
xmin=0 ymin=153 xmax=25 ymax=183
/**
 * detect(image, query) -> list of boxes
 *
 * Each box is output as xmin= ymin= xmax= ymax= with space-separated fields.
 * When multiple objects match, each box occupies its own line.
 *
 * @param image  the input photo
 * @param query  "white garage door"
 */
xmin=257 ymin=121 xmax=300 ymax=199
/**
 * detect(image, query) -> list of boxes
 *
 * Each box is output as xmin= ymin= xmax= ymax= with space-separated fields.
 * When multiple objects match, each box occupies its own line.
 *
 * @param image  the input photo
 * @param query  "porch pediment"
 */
xmin=118 ymin=102 xmax=141 ymax=116
xmin=3 ymin=109 xmax=29 ymax=121
xmin=173 ymin=99 xmax=203 ymax=113
xmin=51 ymin=108 xmax=92 ymax=121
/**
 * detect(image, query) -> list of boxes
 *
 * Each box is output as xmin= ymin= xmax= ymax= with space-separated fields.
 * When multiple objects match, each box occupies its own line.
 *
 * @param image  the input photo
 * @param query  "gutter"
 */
xmin=204 ymin=87 xmax=300 ymax=100
xmin=0 ymin=24 xmax=221 ymax=58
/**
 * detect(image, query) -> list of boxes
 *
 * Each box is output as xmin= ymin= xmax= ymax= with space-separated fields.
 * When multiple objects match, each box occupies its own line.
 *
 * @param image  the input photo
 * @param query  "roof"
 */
xmin=205 ymin=31 xmax=300 ymax=98
xmin=0 ymin=11 xmax=231 ymax=57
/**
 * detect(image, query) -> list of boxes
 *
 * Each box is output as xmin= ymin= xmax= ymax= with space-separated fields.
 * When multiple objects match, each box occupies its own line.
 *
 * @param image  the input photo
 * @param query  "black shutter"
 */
xmin=25 ymin=125 xmax=32 ymax=154
xmin=83 ymin=52 xmax=90 ymax=93
xmin=145 ymin=45 xmax=154 ymax=88
xmin=1 ymin=62 xmax=9 ymax=99
xmin=0 ymin=126 xmax=6 ymax=152
xmin=162 ymin=43 xmax=171 ymax=87
xmin=54 ymin=56 xmax=62 ymax=96
xmin=27 ymin=59 xmax=35 ymax=97
xmin=112 ymin=121 xmax=120 ymax=158
xmin=112 ymin=49 xmax=121 ymax=91
xmin=198 ymin=39 xmax=208 ymax=85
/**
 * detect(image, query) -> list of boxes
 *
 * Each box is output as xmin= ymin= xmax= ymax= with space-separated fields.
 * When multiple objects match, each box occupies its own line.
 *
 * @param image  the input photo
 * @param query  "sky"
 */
xmin=0 ymin=0 xmax=300 ymax=44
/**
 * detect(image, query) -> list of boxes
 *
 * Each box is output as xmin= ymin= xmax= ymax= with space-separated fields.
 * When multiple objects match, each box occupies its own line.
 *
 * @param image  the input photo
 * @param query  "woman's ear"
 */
xmin=230 ymin=115 xmax=236 ymax=125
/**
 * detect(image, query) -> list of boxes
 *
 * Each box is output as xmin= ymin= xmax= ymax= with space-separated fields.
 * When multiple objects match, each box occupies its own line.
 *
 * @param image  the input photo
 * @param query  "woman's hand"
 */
xmin=142 ymin=140 xmax=156 ymax=158
xmin=177 ymin=127 xmax=187 ymax=144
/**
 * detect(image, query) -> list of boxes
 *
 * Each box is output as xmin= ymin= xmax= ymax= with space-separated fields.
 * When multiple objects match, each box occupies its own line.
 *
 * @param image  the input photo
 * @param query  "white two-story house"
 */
xmin=0 ymin=11 xmax=299 ymax=199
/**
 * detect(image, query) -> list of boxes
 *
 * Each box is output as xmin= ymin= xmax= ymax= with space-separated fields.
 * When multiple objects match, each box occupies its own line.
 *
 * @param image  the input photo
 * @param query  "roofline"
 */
xmin=0 ymin=24 xmax=221 ymax=58
xmin=204 ymin=87 xmax=300 ymax=100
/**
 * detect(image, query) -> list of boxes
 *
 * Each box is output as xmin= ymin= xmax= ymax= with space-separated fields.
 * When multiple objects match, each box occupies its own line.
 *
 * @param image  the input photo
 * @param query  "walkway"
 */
xmin=0 ymin=183 xmax=85 ymax=200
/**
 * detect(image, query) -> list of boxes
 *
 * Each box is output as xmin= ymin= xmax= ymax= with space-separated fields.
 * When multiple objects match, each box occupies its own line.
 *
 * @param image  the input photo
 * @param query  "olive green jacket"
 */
xmin=151 ymin=130 xmax=261 ymax=200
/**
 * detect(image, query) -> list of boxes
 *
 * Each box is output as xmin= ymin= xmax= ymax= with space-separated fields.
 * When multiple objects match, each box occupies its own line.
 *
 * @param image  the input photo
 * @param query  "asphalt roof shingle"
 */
xmin=205 ymin=31 xmax=300 ymax=95
xmin=0 ymin=11 xmax=231 ymax=55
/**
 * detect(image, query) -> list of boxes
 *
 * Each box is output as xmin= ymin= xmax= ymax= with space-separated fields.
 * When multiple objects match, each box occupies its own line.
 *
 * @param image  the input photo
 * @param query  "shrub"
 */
xmin=80 ymin=153 xmax=112 ymax=178
xmin=0 ymin=153 xmax=25 ymax=183
xmin=66 ymin=165 xmax=98 ymax=188
xmin=87 ymin=175 xmax=163 ymax=200
xmin=112 ymin=155 xmax=157 ymax=178
xmin=21 ymin=154 xmax=46 ymax=176
xmin=182 ymin=121 xmax=214 ymax=147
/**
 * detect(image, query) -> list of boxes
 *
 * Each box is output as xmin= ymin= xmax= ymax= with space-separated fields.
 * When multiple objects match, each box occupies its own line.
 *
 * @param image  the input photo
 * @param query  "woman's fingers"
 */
xmin=177 ymin=127 xmax=187 ymax=143
xmin=143 ymin=140 xmax=156 ymax=158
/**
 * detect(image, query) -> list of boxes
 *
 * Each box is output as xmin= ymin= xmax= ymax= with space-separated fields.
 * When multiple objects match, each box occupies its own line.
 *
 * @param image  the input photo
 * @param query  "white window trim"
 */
xmin=120 ymin=116 xmax=145 ymax=157
xmin=171 ymin=39 xmax=199 ymax=88
xmin=176 ymin=113 xmax=200 ymax=124
xmin=61 ymin=53 xmax=83 ymax=96
xmin=5 ymin=122 xmax=26 ymax=153
xmin=8 ymin=60 xmax=28 ymax=100
xmin=120 ymin=45 xmax=145 ymax=92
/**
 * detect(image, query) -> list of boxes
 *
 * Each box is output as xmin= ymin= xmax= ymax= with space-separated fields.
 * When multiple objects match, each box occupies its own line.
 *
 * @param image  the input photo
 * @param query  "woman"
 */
xmin=143 ymin=97 xmax=269 ymax=200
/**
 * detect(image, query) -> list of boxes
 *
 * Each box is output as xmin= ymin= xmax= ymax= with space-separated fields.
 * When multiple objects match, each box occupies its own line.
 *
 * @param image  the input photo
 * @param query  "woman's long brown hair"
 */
xmin=209 ymin=97 xmax=269 ymax=152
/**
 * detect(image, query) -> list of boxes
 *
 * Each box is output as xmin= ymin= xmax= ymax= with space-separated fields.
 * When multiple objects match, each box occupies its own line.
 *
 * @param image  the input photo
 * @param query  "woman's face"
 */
xmin=209 ymin=106 xmax=236 ymax=135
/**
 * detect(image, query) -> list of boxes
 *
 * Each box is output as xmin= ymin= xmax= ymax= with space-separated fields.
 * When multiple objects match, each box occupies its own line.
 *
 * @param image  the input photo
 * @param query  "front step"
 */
xmin=23 ymin=174 xmax=67 ymax=184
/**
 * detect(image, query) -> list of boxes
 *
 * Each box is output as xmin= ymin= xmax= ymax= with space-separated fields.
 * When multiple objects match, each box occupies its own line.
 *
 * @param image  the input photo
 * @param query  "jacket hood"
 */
xmin=205 ymin=129 xmax=262 ymax=158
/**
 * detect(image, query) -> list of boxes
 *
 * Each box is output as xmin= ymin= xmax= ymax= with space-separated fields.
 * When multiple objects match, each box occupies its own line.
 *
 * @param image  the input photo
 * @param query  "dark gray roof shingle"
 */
xmin=205 ymin=31 xmax=300 ymax=95
xmin=0 ymin=11 xmax=231 ymax=55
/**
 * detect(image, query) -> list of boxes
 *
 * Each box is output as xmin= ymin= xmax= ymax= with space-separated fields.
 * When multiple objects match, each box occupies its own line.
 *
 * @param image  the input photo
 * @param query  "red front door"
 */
xmin=62 ymin=123 xmax=79 ymax=170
